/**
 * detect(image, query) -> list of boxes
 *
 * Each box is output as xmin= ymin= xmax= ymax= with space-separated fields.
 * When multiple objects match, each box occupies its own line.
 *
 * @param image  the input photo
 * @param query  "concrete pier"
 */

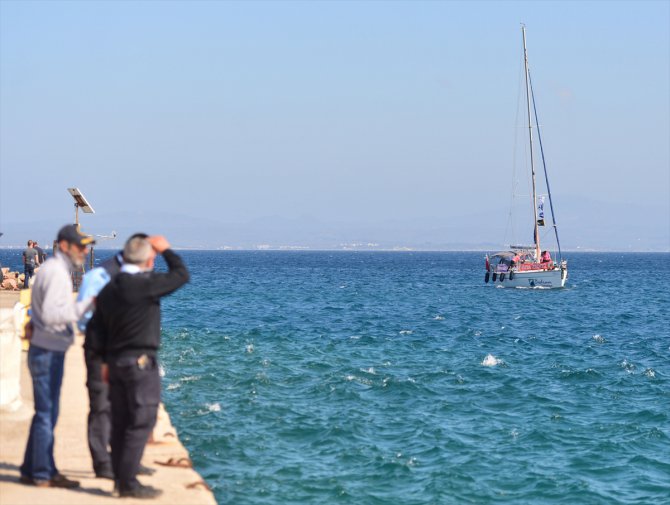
xmin=0 ymin=292 xmax=216 ymax=505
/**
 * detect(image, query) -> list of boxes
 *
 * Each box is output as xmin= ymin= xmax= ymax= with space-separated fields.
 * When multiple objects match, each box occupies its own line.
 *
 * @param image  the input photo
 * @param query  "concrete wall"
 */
xmin=0 ymin=292 xmax=24 ymax=412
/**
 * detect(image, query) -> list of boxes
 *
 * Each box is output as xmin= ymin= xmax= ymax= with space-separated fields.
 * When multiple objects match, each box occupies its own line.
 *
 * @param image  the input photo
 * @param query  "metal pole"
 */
xmin=522 ymin=24 xmax=541 ymax=261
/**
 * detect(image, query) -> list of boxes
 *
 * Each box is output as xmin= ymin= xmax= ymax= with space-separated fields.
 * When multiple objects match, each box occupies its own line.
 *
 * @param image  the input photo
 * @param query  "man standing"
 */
xmin=22 ymin=240 xmax=39 ymax=288
xmin=20 ymin=225 xmax=95 ymax=488
xmin=33 ymin=241 xmax=47 ymax=264
xmin=77 ymin=234 xmax=154 ymax=480
xmin=91 ymin=235 xmax=188 ymax=499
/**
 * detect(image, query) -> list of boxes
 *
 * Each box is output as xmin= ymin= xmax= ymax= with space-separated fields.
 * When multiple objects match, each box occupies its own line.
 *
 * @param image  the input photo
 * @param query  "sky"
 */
xmin=1 ymin=0 xmax=668 ymax=250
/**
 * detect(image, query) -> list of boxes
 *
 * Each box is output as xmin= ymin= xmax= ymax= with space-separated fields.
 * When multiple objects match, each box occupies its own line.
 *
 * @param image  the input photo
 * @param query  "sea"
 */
xmin=2 ymin=250 xmax=669 ymax=504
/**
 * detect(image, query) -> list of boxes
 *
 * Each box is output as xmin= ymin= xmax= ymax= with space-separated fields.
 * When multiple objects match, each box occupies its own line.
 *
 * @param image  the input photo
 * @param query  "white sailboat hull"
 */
xmin=488 ymin=267 xmax=567 ymax=289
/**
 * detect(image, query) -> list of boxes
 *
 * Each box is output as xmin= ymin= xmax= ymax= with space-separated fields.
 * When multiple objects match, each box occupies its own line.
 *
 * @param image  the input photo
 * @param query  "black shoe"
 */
xmin=19 ymin=475 xmax=34 ymax=485
xmin=119 ymin=484 xmax=163 ymax=499
xmin=95 ymin=467 xmax=115 ymax=480
xmin=137 ymin=465 xmax=155 ymax=476
xmin=42 ymin=474 xmax=80 ymax=488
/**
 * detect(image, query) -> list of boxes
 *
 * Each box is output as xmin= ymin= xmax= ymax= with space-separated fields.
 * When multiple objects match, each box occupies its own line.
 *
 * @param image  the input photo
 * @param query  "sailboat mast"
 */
xmin=522 ymin=24 xmax=541 ymax=260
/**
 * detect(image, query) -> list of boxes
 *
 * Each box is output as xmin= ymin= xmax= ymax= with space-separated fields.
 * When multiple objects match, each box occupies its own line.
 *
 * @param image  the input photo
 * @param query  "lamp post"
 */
xmin=66 ymin=188 xmax=95 ymax=289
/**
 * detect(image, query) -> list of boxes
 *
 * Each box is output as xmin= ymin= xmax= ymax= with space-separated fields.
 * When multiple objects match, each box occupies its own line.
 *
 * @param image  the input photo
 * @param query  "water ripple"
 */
xmin=156 ymin=251 xmax=670 ymax=505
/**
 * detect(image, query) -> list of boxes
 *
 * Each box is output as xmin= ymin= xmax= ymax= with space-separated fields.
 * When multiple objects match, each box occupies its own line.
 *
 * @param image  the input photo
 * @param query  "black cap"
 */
xmin=57 ymin=224 xmax=95 ymax=247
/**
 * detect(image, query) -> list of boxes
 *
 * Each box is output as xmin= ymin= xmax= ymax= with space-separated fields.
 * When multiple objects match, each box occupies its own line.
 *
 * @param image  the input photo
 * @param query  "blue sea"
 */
xmin=2 ymin=250 xmax=669 ymax=504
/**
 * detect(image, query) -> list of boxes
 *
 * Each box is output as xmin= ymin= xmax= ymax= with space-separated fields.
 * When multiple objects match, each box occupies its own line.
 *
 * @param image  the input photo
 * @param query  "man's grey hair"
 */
xmin=123 ymin=237 xmax=153 ymax=265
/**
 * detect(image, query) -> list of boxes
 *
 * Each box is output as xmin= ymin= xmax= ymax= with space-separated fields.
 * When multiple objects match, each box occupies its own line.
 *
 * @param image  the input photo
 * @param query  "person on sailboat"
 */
xmin=540 ymin=250 xmax=552 ymax=267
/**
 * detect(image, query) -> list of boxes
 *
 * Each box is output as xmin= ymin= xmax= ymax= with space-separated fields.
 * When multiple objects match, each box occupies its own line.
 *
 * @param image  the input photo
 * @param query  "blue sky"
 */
xmin=1 ymin=1 xmax=668 ymax=249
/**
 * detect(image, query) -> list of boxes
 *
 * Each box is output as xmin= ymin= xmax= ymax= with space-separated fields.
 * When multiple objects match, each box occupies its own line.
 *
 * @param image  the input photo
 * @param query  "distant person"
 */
xmin=90 ymin=235 xmax=189 ymax=498
xmin=22 ymin=240 xmax=39 ymax=288
xmin=20 ymin=225 xmax=95 ymax=488
xmin=77 ymin=234 xmax=153 ymax=480
xmin=34 ymin=241 xmax=47 ymax=264
xmin=540 ymin=250 xmax=551 ymax=263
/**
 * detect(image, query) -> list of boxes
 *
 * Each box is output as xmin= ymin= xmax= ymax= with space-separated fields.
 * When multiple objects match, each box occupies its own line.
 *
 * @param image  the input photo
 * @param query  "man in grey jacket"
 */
xmin=20 ymin=224 xmax=95 ymax=488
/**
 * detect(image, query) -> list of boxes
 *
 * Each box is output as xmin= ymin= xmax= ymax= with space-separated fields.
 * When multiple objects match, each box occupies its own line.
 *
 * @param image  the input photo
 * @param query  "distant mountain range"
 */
xmin=1 ymin=196 xmax=667 ymax=251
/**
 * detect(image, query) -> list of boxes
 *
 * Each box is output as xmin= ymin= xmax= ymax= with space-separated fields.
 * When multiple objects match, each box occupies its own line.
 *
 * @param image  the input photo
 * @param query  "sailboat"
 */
xmin=485 ymin=25 xmax=568 ymax=288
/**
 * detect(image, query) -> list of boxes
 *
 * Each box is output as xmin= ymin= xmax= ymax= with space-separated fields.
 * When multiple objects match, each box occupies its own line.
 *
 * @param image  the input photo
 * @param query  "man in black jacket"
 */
xmin=90 ymin=235 xmax=189 ymax=499
xmin=78 ymin=234 xmax=153 ymax=480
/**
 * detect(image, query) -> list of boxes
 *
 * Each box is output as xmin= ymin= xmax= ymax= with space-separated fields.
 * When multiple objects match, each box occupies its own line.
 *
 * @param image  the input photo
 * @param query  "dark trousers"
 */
xmin=84 ymin=350 xmax=111 ymax=473
xmin=20 ymin=345 xmax=65 ymax=481
xmin=24 ymin=265 xmax=34 ymax=289
xmin=109 ymin=355 xmax=160 ymax=492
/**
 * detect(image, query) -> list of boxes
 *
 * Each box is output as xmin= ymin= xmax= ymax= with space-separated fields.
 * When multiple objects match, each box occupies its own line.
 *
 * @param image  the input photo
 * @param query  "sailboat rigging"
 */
xmin=484 ymin=25 xmax=568 ymax=289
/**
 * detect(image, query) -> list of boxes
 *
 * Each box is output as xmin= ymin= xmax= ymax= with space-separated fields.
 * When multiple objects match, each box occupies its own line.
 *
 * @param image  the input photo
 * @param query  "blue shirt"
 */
xmin=76 ymin=266 xmax=112 ymax=332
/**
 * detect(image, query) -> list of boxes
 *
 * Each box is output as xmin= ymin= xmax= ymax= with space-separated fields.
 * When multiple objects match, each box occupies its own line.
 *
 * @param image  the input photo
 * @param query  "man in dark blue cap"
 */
xmin=20 ymin=224 xmax=95 ymax=488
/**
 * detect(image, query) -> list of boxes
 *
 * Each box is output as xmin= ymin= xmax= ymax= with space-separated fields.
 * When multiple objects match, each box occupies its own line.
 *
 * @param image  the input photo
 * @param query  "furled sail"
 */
xmin=537 ymin=196 xmax=545 ymax=226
